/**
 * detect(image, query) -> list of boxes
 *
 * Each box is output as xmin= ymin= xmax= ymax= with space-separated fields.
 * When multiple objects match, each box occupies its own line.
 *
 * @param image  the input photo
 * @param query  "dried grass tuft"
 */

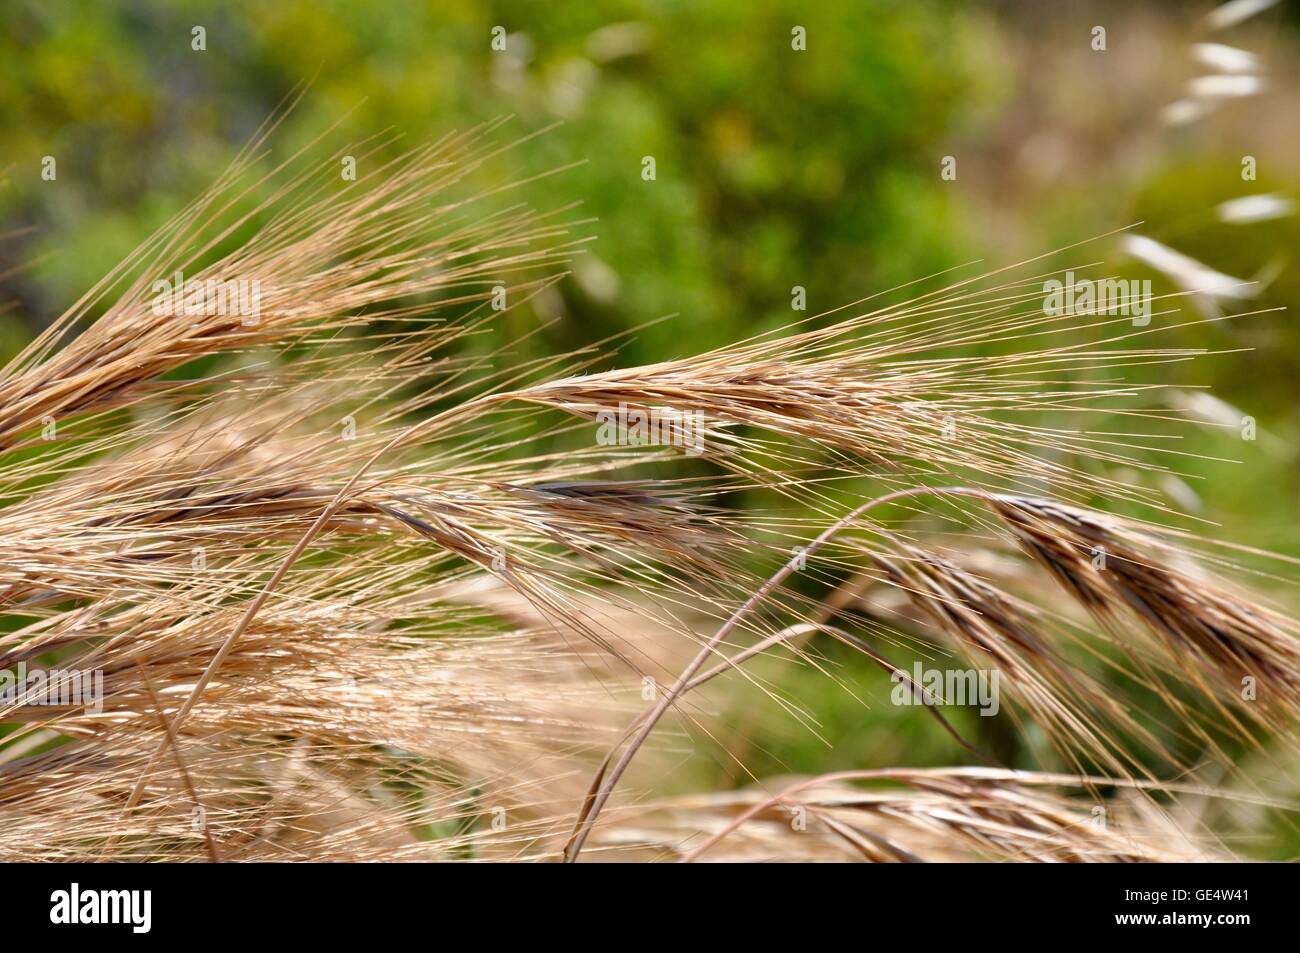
xmin=1 ymin=120 xmax=1297 ymax=862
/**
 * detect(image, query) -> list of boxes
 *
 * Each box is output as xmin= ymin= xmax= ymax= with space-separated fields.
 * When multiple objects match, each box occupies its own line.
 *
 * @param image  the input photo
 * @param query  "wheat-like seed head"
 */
xmin=1 ymin=119 xmax=1296 ymax=861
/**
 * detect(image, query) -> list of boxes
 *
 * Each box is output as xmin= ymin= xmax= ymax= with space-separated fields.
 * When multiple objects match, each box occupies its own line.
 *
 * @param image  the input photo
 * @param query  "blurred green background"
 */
xmin=2 ymin=0 xmax=1298 ymax=854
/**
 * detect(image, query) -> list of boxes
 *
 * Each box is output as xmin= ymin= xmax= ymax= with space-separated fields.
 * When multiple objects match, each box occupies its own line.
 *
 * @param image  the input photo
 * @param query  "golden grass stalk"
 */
xmin=1 ymin=122 xmax=1297 ymax=863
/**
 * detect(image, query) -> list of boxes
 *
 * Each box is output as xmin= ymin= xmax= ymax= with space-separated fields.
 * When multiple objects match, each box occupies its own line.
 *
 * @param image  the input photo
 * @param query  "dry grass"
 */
xmin=1 ymin=119 xmax=1297 ymax=862
xmin=584 ymin=769 xmax=1231 ymax=863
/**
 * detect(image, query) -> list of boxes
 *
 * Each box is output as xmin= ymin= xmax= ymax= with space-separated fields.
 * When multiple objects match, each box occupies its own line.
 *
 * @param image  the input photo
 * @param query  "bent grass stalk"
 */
xmin=563 ymin=486 xmax=979 ymax=861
